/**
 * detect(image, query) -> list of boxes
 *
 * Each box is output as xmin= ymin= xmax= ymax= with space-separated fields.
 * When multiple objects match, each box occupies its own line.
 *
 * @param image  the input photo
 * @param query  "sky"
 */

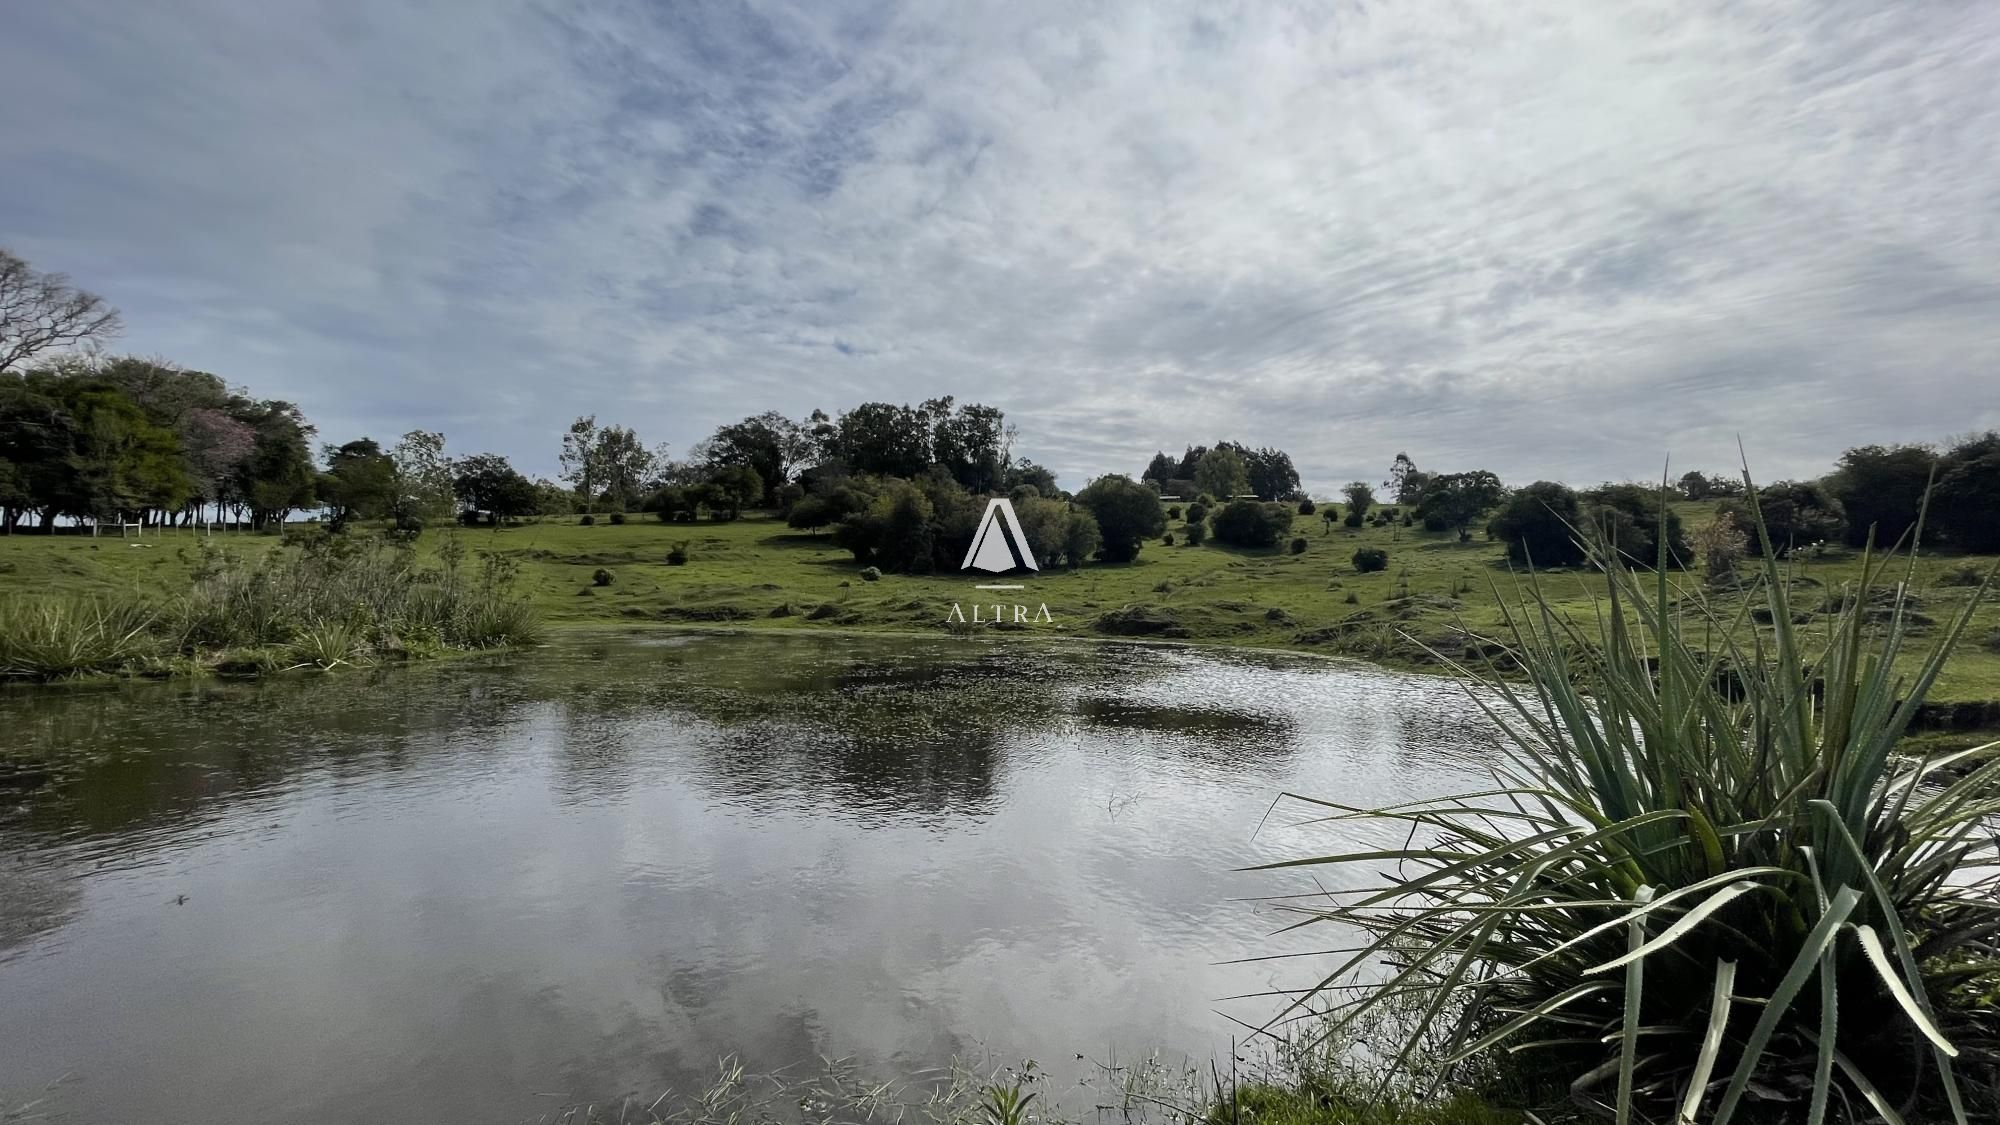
xmin=3 ymin=0 xmax=1996 ymax=496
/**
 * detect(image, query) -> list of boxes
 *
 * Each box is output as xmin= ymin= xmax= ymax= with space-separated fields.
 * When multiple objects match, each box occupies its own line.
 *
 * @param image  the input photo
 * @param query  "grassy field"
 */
xmin=4 ymin=500 xmax=1997 ymax=714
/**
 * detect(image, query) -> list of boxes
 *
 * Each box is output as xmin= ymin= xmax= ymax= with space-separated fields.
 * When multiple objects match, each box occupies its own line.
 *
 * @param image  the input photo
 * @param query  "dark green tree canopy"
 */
xmin=1076 ymin=474 xmax=1165 ymax=563
xmin=1415 ymin=470 xmax=1506 ymax=536
xmin=1933 ymin=431 xmax=2000 ymax=553
xmin=1490 ymin=481 xmax=1586 ymax=567
xmin=1827 ymin=443 xmax=1935 ymax=548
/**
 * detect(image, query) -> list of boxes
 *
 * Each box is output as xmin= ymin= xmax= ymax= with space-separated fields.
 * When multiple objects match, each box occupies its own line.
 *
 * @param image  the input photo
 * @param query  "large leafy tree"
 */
xmin=321 ymin=438 xmax=396 ymax=525
xmin=1193 ymin=447 xmax=1250 ymax=500
xmin=1490 ymin=480 xmax=1587 ymax=566
xmin=234 ymin=400 xmax=317 ymax=528
xmin=1140 ymin=451 xmax=1177 ymax=485
xmin=1415 ymin=470 xmax=1506 ymax=537
xmin=832 ymin=401 xmax=934 ymax=478
xmin=1932 ymin=431 xmax=2000 ymax=553
xmin=1384 ymin=452 xmax=1431 ymax=505
xmin=1827 ymin=443 xmax=1935 ymax=548
xmin=698 ymin=411 xmax=811 ymax=505
xmin=1583 ymin=482 xmax=1692 ymax=568
xmin=1720 ymin=479 xmax=1846 ymax=557
xmin=591 ymin=425 xmax=654 ymax=512
xmin=451 ymin=452 xmax=536 ymax=523
xmin=931 ymin=400 xmax=1008 ymax=493
xmin=388 ymin=430 xmax=455 ymax=526
xmin=1076 ymin=474 xmax=1165 ymax=563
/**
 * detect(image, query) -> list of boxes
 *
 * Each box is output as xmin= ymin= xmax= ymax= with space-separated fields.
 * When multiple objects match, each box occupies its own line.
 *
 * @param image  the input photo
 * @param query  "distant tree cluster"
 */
xmin=1142 ymin=441 xmax=1300 ymax=501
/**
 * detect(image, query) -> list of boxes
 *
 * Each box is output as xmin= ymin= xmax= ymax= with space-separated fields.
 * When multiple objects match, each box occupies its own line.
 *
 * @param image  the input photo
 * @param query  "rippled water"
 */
xmin=0 ymin=632 xmax=1503 ymax=1123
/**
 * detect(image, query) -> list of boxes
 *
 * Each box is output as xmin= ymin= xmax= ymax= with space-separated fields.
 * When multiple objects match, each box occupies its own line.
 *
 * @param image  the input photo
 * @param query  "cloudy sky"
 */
xmin=3 ymin=0 xmax=1996 ymax=494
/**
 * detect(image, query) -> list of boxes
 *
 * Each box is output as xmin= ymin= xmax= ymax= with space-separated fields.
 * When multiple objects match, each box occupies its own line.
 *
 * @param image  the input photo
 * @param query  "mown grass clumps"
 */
xmin=1260 ymin=486 xmax=2000 ymax=1124
xmin=0 ymin=530 xmax=542 ymax=679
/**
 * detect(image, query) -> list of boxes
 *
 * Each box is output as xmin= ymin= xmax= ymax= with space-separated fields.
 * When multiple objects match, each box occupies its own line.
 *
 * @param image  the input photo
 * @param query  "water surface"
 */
xmin=0 ymin=632 xmax=1501 ymax=1123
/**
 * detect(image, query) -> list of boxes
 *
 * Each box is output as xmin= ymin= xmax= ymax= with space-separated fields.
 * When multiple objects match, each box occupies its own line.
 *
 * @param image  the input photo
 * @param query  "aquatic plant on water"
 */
xmin=0 ymin=596 xmax=157 ymax=678
xmin=1259 ymin=483 xmax=2000 ymax=1123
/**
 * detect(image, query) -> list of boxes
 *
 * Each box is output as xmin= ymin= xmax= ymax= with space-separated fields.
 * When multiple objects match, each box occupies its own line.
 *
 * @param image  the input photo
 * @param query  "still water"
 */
xmin=0 ymin=632 xmax=1503 ymax=1123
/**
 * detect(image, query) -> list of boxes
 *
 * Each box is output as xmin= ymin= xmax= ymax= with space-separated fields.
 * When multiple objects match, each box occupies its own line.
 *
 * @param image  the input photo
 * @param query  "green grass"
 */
xmin=8 ymin=502 xmax=1995 ymax=707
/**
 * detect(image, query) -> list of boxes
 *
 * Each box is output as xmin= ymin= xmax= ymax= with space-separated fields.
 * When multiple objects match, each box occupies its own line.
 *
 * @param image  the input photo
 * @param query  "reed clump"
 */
xmin=1259 ymin=480 xmax=2000 ymax=1124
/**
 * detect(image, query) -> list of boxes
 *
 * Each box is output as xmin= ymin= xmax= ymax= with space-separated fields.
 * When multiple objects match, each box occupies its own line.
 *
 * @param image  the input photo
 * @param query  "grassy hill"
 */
xmin=4 ymin=501 xmax=1996 ymax=722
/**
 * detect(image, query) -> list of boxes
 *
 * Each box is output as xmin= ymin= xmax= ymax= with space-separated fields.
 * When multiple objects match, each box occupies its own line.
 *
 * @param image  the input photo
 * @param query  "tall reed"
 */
xmin=1259 ymin=483 xmax=1999 ymax=1123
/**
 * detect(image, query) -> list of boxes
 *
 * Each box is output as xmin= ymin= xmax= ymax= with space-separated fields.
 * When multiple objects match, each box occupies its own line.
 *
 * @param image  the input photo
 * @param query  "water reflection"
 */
xmin=0 ymin=631 xmax=1504 ymax=1125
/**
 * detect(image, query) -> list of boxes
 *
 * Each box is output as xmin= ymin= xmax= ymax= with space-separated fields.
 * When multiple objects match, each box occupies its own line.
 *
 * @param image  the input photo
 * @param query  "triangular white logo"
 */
xmin=961 ymin=498 xmax=1039 ymax=573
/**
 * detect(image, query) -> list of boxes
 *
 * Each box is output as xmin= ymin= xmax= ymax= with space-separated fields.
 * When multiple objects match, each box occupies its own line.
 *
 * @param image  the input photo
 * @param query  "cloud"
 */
xmin=3 ymin=0 xmax=1996 ymax=492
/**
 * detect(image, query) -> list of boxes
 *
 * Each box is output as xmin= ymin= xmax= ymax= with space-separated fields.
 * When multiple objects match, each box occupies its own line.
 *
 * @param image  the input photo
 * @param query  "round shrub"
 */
xmin=859 ymin=566 xmax=882 ymax=582
xmin=1184 ymin=519 xmax=1208 ymax=546
xmin=1186 ymin=502 xmax=1209 ymax=524
xmin=592 ymin=567 xmax=614 ymax=587
xmin=666 ymin=543 xmax=689 ymax=566
xmin=1352 ymin=547 xmax=1389 ymax=573
xmin=1167 ymin=505 xmax=1182 ymax=520
xmin=1212 ymin=499 xmax=1296 ymax=548
xmin=1298 ymin=498 xmax=1315 ymax=515
xmin=1289 ymin=536 xmax=1308 ymax=555
xmin=579 ymin=514 xmax=595 ymax=526
xmin=1163 ymin=532 xmax=1176 ymax=546
xmin=608 ymin=511 xmax=627 ymax=525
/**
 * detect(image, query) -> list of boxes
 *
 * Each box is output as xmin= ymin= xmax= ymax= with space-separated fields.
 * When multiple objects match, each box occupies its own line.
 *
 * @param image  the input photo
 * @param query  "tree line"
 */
xmin=3 ymin=246 xmax=1996 ymax=568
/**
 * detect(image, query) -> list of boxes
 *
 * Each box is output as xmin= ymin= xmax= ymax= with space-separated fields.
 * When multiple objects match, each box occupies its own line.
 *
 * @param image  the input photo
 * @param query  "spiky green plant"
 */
xmin=1259 ymin=485 xmax=2000 ymax=1123
xmin=0 ymin=595 xmax=156 ymax=678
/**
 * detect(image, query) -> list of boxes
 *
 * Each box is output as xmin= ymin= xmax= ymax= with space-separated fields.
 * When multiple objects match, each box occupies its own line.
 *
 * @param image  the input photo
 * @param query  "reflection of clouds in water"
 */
xmin=0 ymin=632 xmax=1510 ymax=1125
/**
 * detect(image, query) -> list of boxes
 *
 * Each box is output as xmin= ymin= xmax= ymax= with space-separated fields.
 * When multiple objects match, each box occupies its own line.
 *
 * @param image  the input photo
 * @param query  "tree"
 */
xmin=1193 ymin=447 xmax=1251 ymax=501
xmin=1006 ymin=459 xmax=1059 ymax=498
xmin=1489 ymin=481 xmax=1587 ymax=567
xmin=1210 ymin=499 xmax=1295 ymax=548
xmin=931 ymin=401 xmax=1008 ymax=492
xmin=592 ymin=425 xmax=654 ymax=512
xmin=182 ymin=407 xmax=256 ymax=523
xmin=786 ymin=494 xmax=834 ymax=535
xmin=706 ymin=464 xmax=764 ymax=520
xmin=1076 ymin=475 xmax=1165 ymax=563
xmin=1721 ymin=480 xmax=1846 ymax=557
xmin=1415 ymin=471 xmax=1506 ymax=538
xmin=559 ymin=416 xmax=601 ymax=513
xmin=832 ymin=401 xmax=933 ymax=478
xmin=235 ymin=400 xmax=316 ymax=529
xmin=1931 ymin=432 xmax=2000 ymax=553
xmin=1141 ymin=451 xmax=1177 ymax=486
xmin=1827 ymin=444 xmax=1935 ymax=548
xmin=1227 ymin=444 xmax=1301 ymax=500
xmin=388 ymin=429 xmax=455 ymax=527
xmin=1583 ymin=483 xmax=1691 ymax=568
xmin=0 ymin=249 xmax=122 ymax=375
xmin=451 ymin=453 xmax=535 ymax=523
xmin=1341 ymin=481 xmax=1376 ymax=528
xmin=698 ymin=412 xmax=811 ymax=505
xmin=321 ymin=438 xmax=395 ymax=525
xmin=1385 ymin=453 xmax=1430 ymax=505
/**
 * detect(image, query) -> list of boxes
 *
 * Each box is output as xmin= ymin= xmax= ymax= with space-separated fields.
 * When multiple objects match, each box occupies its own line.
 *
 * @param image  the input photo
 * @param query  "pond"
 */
xmin=0 ymin=632 xmax=1504 ymax=1123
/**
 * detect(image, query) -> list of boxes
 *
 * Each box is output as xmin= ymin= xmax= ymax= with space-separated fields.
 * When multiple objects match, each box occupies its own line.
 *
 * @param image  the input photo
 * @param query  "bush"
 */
xmin=1183 ymin=518 xmax=1207 ymax=546
xmin=1583 ymin=483 xmax=1692 ymax=568
xmin=666 ymin=543 xmax=689 ymax=566
xmin=579 ymin=514 xmax=595 ymax=526
xmin=1344 ymin=509 xmax=1364 ymax=528
xmin=1718 ymin=479 xmax=1845 ymax=557
xmin=1077 ymin=475 xmax=1166 ymax=563
xmin=1211 ymin=499 xmax=1294 ymax=548
xmin=1186 ymin=501 xmax=1209 ymax=524
xmin=0 ymin=596 xmax=157 ymax=678
xmin=1270 ymin=503 xmax=2000 ymax=1125
xmin=1162 ymin=532 xmax=1175 ymax=546
xmin=859 ymin=566 xmax=881 ymax=582
xmin=1489 ymin=480 xmax=1587 ymax=567
xmin=1351 ymin=546 xmax=1389 ymax=573
xmin=592 ymin=568 xmax=614 ymax=587
xmin=1167 ymin=505 xmax=1182 ymax=520
xmin=1297 ymin=498 xmax=1315 ymax=515
xmin=608 ymin=511 xmax=627 ymax=525
xmin=1289 ymin=536 xmax=1307 ymax=554
xmin=1343 ymin=591 xmax=1359 ymax=604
